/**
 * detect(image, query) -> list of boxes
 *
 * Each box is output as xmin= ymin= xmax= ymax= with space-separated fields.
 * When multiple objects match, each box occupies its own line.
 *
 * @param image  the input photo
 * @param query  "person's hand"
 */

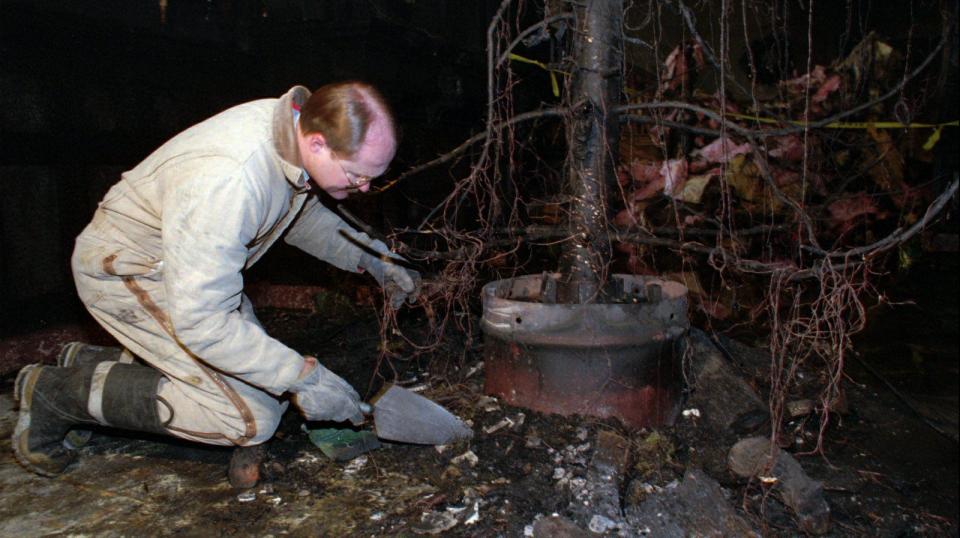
xmin=360 ymin=242 xmax=422 ymax=309
xmin=288 ymin=357 xmax=363 ymax=424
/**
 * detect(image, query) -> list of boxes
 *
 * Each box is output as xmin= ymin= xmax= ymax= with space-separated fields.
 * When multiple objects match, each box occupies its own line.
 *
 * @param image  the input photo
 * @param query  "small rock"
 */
xmin=624 ymin=469 xmax=758 ymax=536
xmin=625 ymin=480 xmax=656 ymax=505
xmin=588 ymin=514 xmax=617 ymax=533
xmin=413 ymin=511 xmax=458 ymax=535
xmin=463 ymin=501 xmax=480 ymax=525
xmin=532 ymin=515 xmax=590 ymax=538
xmin=683 ymin=330 xmax=766 ymax=430
xmin=592 ymin=430 xmax=630 ymax=475
xmin=787 ymin=399 xmax=815 ymax=418
xmin=477 ymin=395 xmax=499 ymax=412
xmin=295 ymin=451 xmax=320 ymax=464
xmin=236 ymin=492 xmax=256 ymax=503
xmin=464 ymin=361 xmax=484 ymax=379
xmin=451 ymin=450 xmax=479 ymax=467
xmin=343 ymin=455 xmax=368 ymax=475
xmin=484 ymin=417 xmax=513 ymax=434
xmin=681 ymin=330 xmax=770 ymax=476
xmin=727 ymin=436 xmax=774 ymax=475
xmin=728 ymin=436 xmax=831 ymax=535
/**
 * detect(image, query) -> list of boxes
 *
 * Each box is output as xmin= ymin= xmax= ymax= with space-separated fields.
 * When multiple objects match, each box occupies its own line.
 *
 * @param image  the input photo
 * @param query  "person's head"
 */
xmin=296 ymin=81 xmax=397 ymax=199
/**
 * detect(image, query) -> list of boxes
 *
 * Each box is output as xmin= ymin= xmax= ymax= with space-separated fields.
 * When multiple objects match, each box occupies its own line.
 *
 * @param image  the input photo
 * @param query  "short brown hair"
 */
xmin=298 ymin=81 xmax=395 ymax=157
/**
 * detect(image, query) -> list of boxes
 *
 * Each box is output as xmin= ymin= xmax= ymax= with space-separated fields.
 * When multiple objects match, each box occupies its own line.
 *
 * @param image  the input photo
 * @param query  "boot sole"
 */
xmin=12 ymin=364 xmax=70 ymax=477
xmin=13 ymin=363 xmax=36 ymax=404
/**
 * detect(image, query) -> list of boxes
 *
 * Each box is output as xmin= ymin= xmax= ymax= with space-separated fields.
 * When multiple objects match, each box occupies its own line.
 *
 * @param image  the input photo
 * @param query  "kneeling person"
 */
xmin=12 ymin=82 xmax=419 ymax=481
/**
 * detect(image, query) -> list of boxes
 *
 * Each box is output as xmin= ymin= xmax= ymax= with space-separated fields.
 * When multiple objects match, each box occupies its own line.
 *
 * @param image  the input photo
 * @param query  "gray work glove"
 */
xmin=359 ymin=240 xmax=422 ymax=309
xmin=289 ymin=357 xmax=364 ymax=425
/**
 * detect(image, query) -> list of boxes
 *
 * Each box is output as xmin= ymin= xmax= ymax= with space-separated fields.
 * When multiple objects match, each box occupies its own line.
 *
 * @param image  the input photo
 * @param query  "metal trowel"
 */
xmin=358 ymin=384 xmax=473 ymax=445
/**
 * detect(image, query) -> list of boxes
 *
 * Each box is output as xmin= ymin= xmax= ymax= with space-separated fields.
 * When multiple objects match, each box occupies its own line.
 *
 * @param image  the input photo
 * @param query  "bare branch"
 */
xmin=497 ymin=13 xmax=575 ymax=67
xmin=378 ymin=108 xmax=564 ymax=191
xmin=822 ymin=176 xmax=959 ymax=260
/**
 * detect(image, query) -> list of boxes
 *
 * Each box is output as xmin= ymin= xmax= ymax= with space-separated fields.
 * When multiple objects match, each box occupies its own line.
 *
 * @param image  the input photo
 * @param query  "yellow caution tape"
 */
xmin=923 ymin=125 xmax=944 ymax=151
xmin=727 ymin=112 xmax=957 ymax=131
xmin=510 ymin=53 xmax=957 ymax=149
xmin=509 ymin=53 xmax=560 ymax=97
xmin=727 ymin=114 xmax=957 ymax=149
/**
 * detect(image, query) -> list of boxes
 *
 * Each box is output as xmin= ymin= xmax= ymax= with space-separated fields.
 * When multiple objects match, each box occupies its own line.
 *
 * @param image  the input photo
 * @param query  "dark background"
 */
xmin=0 ymin=0 xmax=507 ymax=334
xmin=1 ymin=1 xmax=956 ymax=336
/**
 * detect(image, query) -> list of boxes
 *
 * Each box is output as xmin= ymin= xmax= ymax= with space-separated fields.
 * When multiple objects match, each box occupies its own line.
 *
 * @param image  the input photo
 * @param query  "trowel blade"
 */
xmin=370 ymin=384 xmax=473 ymax=445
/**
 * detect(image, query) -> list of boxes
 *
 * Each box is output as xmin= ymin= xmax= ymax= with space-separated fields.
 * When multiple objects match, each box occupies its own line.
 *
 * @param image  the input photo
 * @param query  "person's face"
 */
xmin=298 ymin=124 xmax=395 ymax=200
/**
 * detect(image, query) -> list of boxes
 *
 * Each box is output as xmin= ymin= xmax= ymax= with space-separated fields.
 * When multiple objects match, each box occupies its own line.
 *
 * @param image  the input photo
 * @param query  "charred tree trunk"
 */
xmin=557 ymin=0 xmax=623 ymax=304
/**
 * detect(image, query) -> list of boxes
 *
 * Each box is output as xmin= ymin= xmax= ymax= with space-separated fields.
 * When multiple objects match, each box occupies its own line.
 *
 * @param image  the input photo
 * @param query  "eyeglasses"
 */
xmin=332 ymin=152 xmax=373 ymax=190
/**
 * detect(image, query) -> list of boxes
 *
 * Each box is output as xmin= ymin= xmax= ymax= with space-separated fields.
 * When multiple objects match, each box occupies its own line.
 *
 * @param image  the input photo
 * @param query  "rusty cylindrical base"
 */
xmin=481 ymin=274 xmax=689 ymax=428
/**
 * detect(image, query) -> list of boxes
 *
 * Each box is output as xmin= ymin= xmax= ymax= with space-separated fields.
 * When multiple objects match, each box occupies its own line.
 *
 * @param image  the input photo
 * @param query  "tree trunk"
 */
xmin=557 ymin=0 xmax=623 ymax=304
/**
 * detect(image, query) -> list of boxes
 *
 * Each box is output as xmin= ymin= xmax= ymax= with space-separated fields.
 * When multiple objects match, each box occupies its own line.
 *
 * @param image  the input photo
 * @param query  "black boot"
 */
xmin=57 ymin=341 xmax=127 ymax=368
xmin=56 ymin=342 xmax=130 ymax=449
xmin=13 ymin=362 xmax=167 ymax=476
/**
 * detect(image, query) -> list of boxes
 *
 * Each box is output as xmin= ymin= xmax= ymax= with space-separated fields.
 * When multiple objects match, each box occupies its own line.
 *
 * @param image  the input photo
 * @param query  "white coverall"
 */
xmin=71 ymin=86 xmax=380 ymax=446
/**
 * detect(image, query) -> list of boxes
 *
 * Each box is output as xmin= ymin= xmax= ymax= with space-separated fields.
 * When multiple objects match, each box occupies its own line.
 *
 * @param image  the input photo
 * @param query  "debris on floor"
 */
xmin=0 ymin=307 xmax=956 ymax=536
xmin=728 ymin=435 xmax=831 ymax=535
xmin=624 ymin=469 xmax=758 ymax=537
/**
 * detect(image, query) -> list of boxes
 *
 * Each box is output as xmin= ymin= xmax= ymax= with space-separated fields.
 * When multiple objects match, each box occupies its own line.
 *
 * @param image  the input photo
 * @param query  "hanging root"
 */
xmin=766 ymin=258 xmax=870 ymax=454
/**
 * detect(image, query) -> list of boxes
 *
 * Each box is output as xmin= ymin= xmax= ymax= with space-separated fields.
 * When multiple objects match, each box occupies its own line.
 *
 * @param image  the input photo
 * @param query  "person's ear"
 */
xmin=307 ymin=133 xmax=327 ymax=155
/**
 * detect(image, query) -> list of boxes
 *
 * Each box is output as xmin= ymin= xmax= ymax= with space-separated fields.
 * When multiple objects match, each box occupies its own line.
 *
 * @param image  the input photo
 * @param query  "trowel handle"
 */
xmin=359 ymin=402 xmax=373 ymax=414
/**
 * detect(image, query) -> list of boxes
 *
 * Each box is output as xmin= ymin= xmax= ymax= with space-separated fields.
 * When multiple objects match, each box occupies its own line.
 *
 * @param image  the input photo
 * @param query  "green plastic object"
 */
xmin=304 ymin=427 xmax=381 ymax=462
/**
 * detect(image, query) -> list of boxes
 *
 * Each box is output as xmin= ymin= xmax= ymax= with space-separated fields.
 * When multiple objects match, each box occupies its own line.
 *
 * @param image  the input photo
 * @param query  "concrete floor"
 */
xmin=0 ymin=387 xmax=241 ymax=536
xmin=0 ymin=386 xmax=428 ymax=537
